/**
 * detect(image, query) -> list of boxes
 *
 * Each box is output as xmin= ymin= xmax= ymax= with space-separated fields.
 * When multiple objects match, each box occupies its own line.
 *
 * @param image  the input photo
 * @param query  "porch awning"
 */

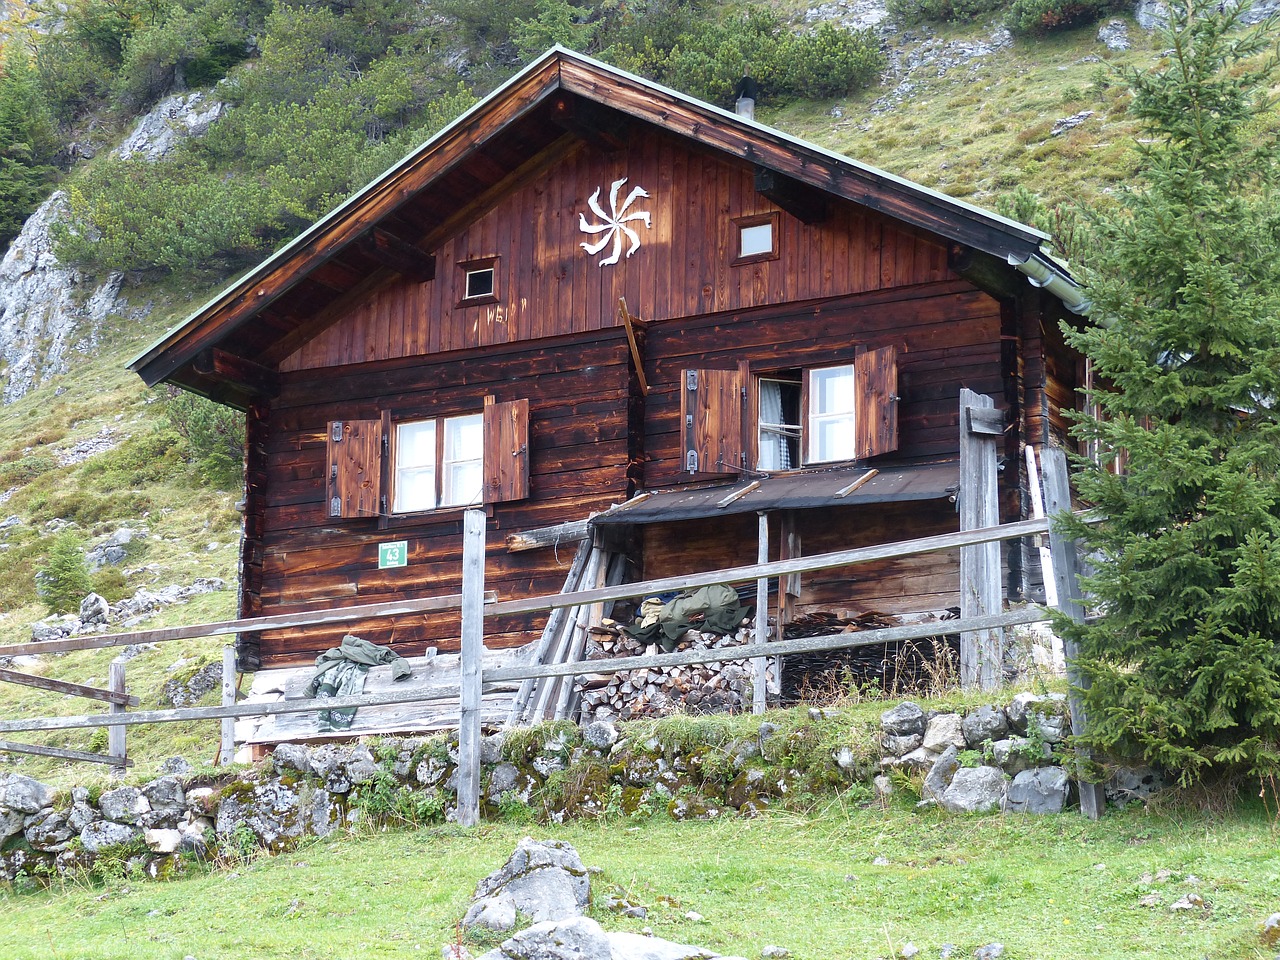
xmin=591 ymin=462 xmax=959 ymax=527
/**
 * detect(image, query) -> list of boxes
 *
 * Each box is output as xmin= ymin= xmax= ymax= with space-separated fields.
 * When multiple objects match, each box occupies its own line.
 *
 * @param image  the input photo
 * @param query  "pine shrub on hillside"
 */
xmin=38 ymin=530 xmax=92 ymax=615
xmin=1058 ymin=0 xmax=1280 ymax=784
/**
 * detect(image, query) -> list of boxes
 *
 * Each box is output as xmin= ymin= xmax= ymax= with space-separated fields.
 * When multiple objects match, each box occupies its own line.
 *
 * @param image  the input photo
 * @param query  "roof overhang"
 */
xmin=130 ymin=46 xmax=1085 ymax=406
xmin=590 ymin=462 xmax=958 ymax=527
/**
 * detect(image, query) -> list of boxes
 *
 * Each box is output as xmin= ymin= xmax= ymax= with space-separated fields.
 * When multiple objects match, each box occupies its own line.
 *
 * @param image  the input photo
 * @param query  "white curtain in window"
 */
xmin=758 ymin=380 xmax=791 ymax=471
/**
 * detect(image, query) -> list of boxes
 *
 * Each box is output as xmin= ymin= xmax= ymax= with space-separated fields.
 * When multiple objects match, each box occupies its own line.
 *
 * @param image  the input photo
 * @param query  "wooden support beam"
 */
xmin=108 ymin=659 xmax=127 ymax=774
xmin=618 ymin=298 xmax=649 ymax=396
xmin=456 ymin=508 xmax=487 ymax=828
xmin=0 ymin=668 xmax=138 ymax=706
xmin=504 ymin=518 xmax=592 ymax=553
xmin=220 ymin=645 xmax=237 ymax=766
xmin=355 ymin=227 xmax=437 ymax=283
xmin=754 ymin=166 xmax=829 ymax=225
xmin=958 ymin=388 xmax=1003 ymax=690
xmin=1041 ymin=446 xmax=1107 ymax=820
xmin=0 ymin=739 xmax=133 ymax=767
xmin=550 ymin=94 xmax=629 ymax=151
xmin=193 ymin=348 xmax=278 ymax=397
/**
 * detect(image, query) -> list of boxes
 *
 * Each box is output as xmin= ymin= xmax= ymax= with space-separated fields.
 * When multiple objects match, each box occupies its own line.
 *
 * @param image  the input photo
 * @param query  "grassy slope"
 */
xmin=1 ymin=802 xmax=1277 ymax=959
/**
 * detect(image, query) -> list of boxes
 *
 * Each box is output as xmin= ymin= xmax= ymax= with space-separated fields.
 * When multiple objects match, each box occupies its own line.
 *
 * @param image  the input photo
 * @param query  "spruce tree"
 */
xmin=1059 ymin=0 xmax=1280 ymax=784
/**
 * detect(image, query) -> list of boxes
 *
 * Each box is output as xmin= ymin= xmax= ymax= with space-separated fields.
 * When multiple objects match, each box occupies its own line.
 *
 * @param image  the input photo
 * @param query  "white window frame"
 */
xmin=392 ymin=413 xmax=484 ymax=513
xmin=806 ymin=363 xmax=857 ymax=464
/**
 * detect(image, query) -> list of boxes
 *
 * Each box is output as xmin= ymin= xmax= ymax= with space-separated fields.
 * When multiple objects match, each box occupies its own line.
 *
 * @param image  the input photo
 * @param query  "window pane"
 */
xmin=812 ymin=415 xmax=856 ymax=462
xmin=465 ymin=268 xmax=494 ymax=299
xmin=394 ymin=421 xmax=436 ymax=513
xmin=758 ymin=377 xmax=800 ymax=471
xmin=811 ymin=365 xmax=855 ymax=414
xmin=740 ymin=222 xmax=773 ymax=258
xmin=442 ymin=414 xmax=484 ymax=506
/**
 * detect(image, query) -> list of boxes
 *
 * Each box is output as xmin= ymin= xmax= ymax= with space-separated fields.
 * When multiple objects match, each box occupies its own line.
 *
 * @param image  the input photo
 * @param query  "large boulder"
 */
xmin=99 ymin=786 xmax=150 ymax=825
xmin=142 ymin=776 xmax=186 ymax=828
xmin=215 ymin=778 xmax=332 ymax=849
xmin=1004 ymin=767 xmax=1070 ymax=815
xmin=922 ymin=713 xmax=965 ymax=753
xmin=880 ymin=702 xmax=925 ymax=738
xmin=80 ymin=820 xmax=140 ymax=853
xmin=463 ymin=838 xmax=592 ymax=933
xmin=921 ymin=746 xmax=960 ymax=803
xmin=961 ymin=706 xmax=1009 ymax=747
xmin=473 ymin=916 xmax=736 ymax=960
xmin=0 ymin=774 xmax=52 ymax=815
xmin=940 ymin=766 xmax=1006 ymax=814
xmin=24 ymin=808 xmax=75 ymax=851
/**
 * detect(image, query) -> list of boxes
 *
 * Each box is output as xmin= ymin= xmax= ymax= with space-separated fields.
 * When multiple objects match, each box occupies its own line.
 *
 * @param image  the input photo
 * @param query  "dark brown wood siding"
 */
xmin=280 ymin=128 xmax=954 ymax=372
xmin=255 ymin=330 xmax=634 ymax=666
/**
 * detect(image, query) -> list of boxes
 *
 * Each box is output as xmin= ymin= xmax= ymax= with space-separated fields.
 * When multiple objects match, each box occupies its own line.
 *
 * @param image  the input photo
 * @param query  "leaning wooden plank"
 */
xmin=0 ymin=590 xmax=496 ymax=659
xmin=553 ymin=558 xmax=608 ymax=720
xmin=564 ymin=551 xmax=628 ymax=722
xmin=529 ymin=546 xmax=605 ymax=724
xmin=0 ymin=739 xmax=133 ymax=767
xmin=507 ymin=538 xmax=592 ymax=725
xmin=0 ymin=668 xmax=139 ymax=706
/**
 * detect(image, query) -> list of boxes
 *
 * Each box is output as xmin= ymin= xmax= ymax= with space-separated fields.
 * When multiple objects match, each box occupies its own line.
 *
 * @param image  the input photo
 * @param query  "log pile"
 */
xmin=575 ymin=623 xmax=778 ymax=721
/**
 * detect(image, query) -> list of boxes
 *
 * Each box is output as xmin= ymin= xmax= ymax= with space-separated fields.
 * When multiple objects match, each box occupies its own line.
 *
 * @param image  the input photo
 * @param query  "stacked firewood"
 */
xmin=574 ymin=623 xmax=778 ymax=722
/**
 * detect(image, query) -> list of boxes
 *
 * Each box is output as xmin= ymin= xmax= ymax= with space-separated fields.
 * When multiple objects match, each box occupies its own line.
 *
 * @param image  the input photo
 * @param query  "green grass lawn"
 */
xmin=2 ymin=801 xmax=1277 ymax=960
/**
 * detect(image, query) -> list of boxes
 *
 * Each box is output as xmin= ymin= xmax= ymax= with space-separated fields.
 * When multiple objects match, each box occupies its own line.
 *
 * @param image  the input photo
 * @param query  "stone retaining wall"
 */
xmin=0 ymin=697 xmax=1165 ymax=883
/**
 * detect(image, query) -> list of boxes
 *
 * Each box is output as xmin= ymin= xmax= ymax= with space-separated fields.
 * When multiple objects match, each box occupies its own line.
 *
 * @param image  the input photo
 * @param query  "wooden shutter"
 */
xmin=482 ymin=397 xmax=530 ymax=503
xmin=855 ymin=344 xmax=900 ymax=459
xmin=681 ymin=364 xmax=746 ymax=475
xmin=326 ymin=419 xmax=382 ymax=518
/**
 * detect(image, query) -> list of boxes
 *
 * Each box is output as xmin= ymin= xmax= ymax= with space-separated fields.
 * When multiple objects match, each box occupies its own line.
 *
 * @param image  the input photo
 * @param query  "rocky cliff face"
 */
xmin=0 ymin=92 xmax=225 ymax=404
xmin=0 ymin=192 xmax=124 ymax=403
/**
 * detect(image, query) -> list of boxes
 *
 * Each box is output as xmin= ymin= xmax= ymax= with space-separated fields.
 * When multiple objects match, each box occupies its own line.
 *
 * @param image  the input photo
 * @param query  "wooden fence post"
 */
xmin=958 ymin=388 xmax=1003 ymax=689
xmin=220 ymin=645 xmax=236 ymax=765
xmin=456 ymin=508 xmax=487 ymax=827
xmin=753 ymin=512 xmax=769 ymax=715
xmin=107 ymin=658 xmax=127 ymax=775
xmin=1040 ymin=446 xmax=1106 ymax=820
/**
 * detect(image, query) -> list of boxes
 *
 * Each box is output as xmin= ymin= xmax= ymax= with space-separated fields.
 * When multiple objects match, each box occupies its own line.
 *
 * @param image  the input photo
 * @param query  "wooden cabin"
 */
xmin=130 ymin=47 xmax=1086 ymax=679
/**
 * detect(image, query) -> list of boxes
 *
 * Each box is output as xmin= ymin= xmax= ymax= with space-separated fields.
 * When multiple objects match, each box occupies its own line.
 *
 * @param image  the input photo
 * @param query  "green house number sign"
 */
xmin=378 ymin=541 xmax=408 ymax=569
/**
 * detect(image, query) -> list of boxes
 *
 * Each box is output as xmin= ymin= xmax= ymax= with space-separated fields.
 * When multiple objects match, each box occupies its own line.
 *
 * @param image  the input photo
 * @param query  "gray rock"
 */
xmin=1004 ymin=767 xmax=1070 ymax=815
xmin=939 ymin=766 xmax=1006 ymax=814
xmin=486 ymin=763 xmax=522 ymax=803
xmin=162 ymin=661 xmax=222 ymax=708
xmin=475 ymin=917 xmax=718 ymax=960
xmin=142 ymin=776 xmax=186 ymax=827
xmin=464 ymin=838 xmax=591 ymax=930
xmin=1135 ymin=0 xmax=1168 ymax=30
xmin=310 ymin=744 xmax=376 ymax=793
xmin=881 ymin=701 xmax=925 ymax=737
xmin=80 ymin=820 xmax=140 ymax=853
xmin=961 ymin=706 xmax=1008 ymax=747
xmin=1030 ymin=712 xmax=1067 ymax=744
xmin=144 ymin=828 xmax=183 ymax=853
xmin=480 ymin=734 xmax=506 ymax=766
xmin=467 ymin=894 xmax=519 ymax=933
xmin=1097 ymin=19 xmax=1130 ymax=50
xmin=582 ymin=721 xmax=619 ymax=751
xmin=1004 ymin=692 xmax=1043 ymax=734
xmin=881 ymin=733 xmax=923 ymax=755
xmin=79 ymin=592 xmax=110 ymax=625
xmin=922 ymin=745 xmax=960 ymax=803
xmin=0 ymin=807 xmax=24 ymax=844
xmin=1050 ymin=109 xmax=1094 ymax=136
xmin=1106 ymin=765 xmax=1167 ymax=804
xmin=873 ymin=775 xmax=893 ymax=801
xmin=30 ymin=621 xmax=66 ymax=642
xmin=99 ymin=786 xmax=150 ymax=825
xmin=23 ymin=808 xmax=74 ymax=851
xmin=923 ymin=713 xmax=965 ymax=753
xmin=0 ymin=774 xmax=52 ymax=814
xmin=272 ymin=742 xmax=313 ymax=777
xmin=160 ymin=756 xmax=194 ymax=776
xmin=989 ymin=737 xmax=1049 ymax=775
xmin=890 ymin=747 xmax=936 ymax=772
xmin=973 ymin=945 xmax=1004 ymax=960
xmin=215 ymin=778 xmax=309 ymax=849
xmin=114 ymin=92 xmax=226 ymax=162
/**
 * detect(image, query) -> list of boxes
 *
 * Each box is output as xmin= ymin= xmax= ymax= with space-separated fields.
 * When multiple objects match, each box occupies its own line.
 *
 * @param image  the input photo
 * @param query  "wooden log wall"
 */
xmin=279 ymin=127 xmax=953 ymax=372
xmin=254 ymin=330 xmax=636 ymax=667
xmin=638 ymin=501 xmax=963 ymax=618
xmin=641 ymin=280 xmax=1009 ymax=487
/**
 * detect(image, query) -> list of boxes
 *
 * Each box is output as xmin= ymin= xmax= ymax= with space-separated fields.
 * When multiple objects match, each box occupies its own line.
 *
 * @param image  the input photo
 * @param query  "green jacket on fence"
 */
xmin=304 ymin=634 xmax=411 ymax=731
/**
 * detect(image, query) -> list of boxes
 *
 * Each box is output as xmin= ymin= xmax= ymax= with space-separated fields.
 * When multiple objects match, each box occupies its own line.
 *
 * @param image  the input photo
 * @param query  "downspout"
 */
xmin=1007 ymin=252 xmax=1093 ymax=317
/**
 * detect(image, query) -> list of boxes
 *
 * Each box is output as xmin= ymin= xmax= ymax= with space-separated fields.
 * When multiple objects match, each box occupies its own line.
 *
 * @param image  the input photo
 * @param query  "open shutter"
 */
xmin=326 ymin=419 xmax=383 ymax=518
xmin=855 ymin=344 xmax=900 ymax=459
xmin=483 ymin=397 xmax=529 ymax=503
xmin=681 ymin=365 xmax=746 ymax=475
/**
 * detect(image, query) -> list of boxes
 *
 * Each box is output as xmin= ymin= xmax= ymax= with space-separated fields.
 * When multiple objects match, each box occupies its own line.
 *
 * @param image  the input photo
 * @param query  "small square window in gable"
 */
xmin=458 ymin=257 xmax=499 ymax=305
xmin=733 ymin=212 xmax=779 ymax=265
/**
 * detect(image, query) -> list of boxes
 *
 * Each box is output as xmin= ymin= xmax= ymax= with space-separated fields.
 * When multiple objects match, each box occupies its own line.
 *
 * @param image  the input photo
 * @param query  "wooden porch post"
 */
xmin=457 ymin=508 xmax=487 ymax=827
xmin=958 ymin=388 xmax=1003 ymax=689
xmin=1040 ymin=447 xmax=1106 ymax=819
xmin=220 ymin=645 xmax=236 ymax=765
xmin=107 ymin=659 xmax=127 ymax=775
xmin=753 ymin=511 xmax=769 ymax=714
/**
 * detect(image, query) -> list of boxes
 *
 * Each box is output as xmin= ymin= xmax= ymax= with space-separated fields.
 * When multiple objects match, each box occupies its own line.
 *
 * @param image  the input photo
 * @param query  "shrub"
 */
xmin=886 ymin=0 xmax=1005 ymax=27
xmin=164 ymin=387 xmax=245 ymax=489
xmin=1006 ymin=0 xmax=1118 ymax=34
xmin=38 ymin=530 xmax=92 ymax=614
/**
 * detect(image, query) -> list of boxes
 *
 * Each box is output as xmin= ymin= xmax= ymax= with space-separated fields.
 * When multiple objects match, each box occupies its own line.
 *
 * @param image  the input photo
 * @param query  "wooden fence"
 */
xmin=0 ymin=447 xmax=1103 ymax=818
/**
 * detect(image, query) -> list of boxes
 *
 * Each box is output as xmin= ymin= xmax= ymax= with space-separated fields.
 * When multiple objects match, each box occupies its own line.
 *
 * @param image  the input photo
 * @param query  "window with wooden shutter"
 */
xmin=327 ymin=419 xmax=383 ymax=518
xmin=681 ymin=364 xmax=746 ymax=475
xmin=854 ymin=344 xmax=899 ymax=459
xmin=482 ymin=396 xmax=529 ymax=503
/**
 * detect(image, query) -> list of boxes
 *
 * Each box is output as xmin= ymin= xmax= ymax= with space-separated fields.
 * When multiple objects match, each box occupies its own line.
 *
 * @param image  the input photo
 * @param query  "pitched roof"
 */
xmin=130 ymin=46 xmax=1080 ymax=405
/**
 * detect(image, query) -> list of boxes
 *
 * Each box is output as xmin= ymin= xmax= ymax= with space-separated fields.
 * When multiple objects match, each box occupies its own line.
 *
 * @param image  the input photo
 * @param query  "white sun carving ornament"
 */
xmin=578 ymin=177 xmax=652 ymax=266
